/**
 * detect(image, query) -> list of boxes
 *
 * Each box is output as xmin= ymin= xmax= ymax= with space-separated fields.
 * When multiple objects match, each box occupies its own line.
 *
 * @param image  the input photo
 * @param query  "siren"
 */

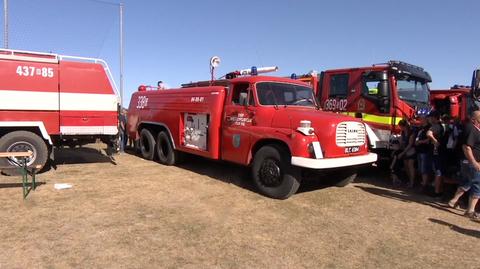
xmin=237 ymin=66 xmax=278 ymax=76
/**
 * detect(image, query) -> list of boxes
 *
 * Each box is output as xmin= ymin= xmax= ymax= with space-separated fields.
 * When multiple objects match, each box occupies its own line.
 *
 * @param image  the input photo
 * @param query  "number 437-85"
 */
xmin=16 ymin=66 xmax=54 ymax=78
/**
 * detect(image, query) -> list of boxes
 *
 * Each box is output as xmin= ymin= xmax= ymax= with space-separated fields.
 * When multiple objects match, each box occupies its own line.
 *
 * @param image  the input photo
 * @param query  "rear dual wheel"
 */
xmin=139 ymin=129 xmax=156 ymax=160
xmin=156 ymin=131 xmax=181 ymax=165
xmin=139 ymin=128 xmax=181 ymax=165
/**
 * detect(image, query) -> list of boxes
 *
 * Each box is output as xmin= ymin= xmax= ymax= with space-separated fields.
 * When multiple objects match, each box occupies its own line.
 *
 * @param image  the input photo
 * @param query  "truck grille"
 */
xmin=336 ymin=121 xmax=366 ymax=147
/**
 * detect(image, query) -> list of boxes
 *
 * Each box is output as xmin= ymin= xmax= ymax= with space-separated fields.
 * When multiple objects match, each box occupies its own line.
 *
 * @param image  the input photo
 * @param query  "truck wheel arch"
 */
xmin=249 ymin=139 xmax=291 ymax=165
xmin=0 ymin=121 xmax=52 ymax=145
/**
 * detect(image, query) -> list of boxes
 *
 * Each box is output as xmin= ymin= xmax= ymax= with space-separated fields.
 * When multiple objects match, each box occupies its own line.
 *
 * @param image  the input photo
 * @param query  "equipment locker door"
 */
xmin=221 ymin=83 xmax=254 ymax=165
xmin=58 ymin=61 xmax=118 ymax=135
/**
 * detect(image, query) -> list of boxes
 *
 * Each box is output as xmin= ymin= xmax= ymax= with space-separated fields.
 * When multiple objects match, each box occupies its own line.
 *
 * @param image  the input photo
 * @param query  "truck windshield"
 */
xmin=396 ymin=79 xmax=429 ymax=104
xmin=256 ymin=82 xmax=316 ymax=107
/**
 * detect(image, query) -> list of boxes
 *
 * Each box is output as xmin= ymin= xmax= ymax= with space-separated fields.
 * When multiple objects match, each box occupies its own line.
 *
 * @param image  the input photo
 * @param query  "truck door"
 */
xmin=322 ymin=72 xmax=350 ymax=113
xmin=360 ymin=71 xmax=391 ymax=119
xmin=221 ymin=83 xmax=254 ymax=165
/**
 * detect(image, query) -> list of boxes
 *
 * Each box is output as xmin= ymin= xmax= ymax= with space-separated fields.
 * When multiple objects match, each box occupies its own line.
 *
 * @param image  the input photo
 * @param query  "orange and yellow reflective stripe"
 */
xmin=341 ymin=112 xmax=403 ymax=126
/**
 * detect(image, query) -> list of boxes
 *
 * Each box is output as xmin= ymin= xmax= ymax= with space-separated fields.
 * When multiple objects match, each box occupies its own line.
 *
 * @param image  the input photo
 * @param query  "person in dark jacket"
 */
xmin=390 ymin=119 xmax=416 ymax=188
xmin=415 ymin=115 xmax=432 ymax=192
xmin=448 ymin=110 xmax=480 ymax=221
xmin=426 ymin=110 xmax=445 ymax=197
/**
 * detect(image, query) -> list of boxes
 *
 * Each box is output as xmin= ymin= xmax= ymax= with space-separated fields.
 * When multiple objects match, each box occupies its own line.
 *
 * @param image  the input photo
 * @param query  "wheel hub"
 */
xmin=6 ymin=141 xmax=36 ymax=166
xmin=259 ymin=159 xmax=282 ymax=187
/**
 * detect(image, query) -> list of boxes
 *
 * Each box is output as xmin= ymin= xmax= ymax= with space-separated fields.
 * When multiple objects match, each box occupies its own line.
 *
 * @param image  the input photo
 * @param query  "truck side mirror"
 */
xmin=473 ymin=69 xmax=480 ymax=91
xmin=472 ymin=69 xmax=480 ymax=101
xmin=472 ymin=69 xmax=480 ymax=91
xmin=377 ymin=80 xmax=389 ymax=97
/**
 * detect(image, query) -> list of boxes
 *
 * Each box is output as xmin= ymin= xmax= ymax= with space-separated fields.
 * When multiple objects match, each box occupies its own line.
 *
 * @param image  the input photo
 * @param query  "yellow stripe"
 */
xmin=341 ymin=112 xmax=402 ymax=125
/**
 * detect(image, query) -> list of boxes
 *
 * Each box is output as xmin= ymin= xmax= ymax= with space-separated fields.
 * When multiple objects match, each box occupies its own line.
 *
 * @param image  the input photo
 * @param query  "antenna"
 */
xmin=210 ymin=56 xmax=221 ymax=85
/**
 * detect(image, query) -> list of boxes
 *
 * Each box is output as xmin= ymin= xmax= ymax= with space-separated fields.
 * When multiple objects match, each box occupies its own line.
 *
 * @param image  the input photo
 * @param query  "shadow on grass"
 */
xmin=124 ymin=150 xmax=333 ymax=197
xmin=429 ymin=218 xmax=480 ymax=239
xmin=53 ymin=147 xmax=116 ymax=165
xmin=0 ymin=181 xmax=46 ymax=189
xmin=44 ymin=146 xmax=117 ymax=173
xmin=355 ymin=185 xmax=466 ymax=217
xmin=174 ymin=154 xmax=261 ymax=195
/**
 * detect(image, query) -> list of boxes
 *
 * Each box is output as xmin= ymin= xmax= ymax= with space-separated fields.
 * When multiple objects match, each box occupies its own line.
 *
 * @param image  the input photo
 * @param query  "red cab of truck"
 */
xmin=0 ymin=49 xmax=119 ymax=174
xmin=430 ymin=85 xmax=473 ymax=122
xmin=127 ymin=69 xmax=377 ymax=199
xmin=296 ymin=61 xmax=432 ymax=156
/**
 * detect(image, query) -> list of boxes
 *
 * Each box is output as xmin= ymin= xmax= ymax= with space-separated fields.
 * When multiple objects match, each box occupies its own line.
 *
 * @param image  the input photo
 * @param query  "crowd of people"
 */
xmin=390 ymin=110 xmax=480 ymax=221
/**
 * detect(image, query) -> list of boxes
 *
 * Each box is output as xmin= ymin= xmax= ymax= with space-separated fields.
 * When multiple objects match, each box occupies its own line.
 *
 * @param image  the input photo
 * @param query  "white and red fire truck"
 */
xmin=0 ymin=49 xmax=120 ymax=174
xmin=127 ymin=66 xmax=377 ymax=199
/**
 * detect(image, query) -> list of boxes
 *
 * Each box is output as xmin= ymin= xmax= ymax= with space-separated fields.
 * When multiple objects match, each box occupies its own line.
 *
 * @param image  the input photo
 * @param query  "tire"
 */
xmin=251 ymin=145 xmax=301 ymax=199
xmin=139 ymin=129 xmax=156 ymax=160
xmin=0 ymin=131 xmax=48 ymax=176
xmin=156 ymin=131 xmax=176 ymax=165
xmin=328 ymin=169 xmax=357 ymax=187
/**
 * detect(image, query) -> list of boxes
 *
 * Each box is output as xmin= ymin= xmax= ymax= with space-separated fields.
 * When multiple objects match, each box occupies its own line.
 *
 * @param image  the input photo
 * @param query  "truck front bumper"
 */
xmin=291 ymin=153 xmax=377 ymax=169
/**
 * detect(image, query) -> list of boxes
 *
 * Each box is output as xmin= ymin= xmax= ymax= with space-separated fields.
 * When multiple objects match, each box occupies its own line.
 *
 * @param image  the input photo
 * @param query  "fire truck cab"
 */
xmin=430 ymin=85 xmax=473 ymax=122
xmin=128 ymin=67 xmax=377 ymax=199
xmin=430 ymin=68 xmax=480 ymax=123
xmin=296 ymin=61 xmax=431 ymax=155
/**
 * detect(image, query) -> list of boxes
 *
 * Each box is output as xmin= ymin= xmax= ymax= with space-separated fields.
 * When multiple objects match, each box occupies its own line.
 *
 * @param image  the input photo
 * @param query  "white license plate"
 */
xmin=345 ymin=146 xmax=360 ymax=154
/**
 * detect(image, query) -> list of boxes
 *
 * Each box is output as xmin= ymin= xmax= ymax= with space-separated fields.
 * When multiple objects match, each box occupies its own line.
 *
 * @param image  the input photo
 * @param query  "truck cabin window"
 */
xmin=257 ymin=82 xmax=316 ymax=107
xmin=329 ymin=74 xmax=349 ymax=98
xmin=232 ymin=83 xmax=254 ymax=106
xmin=396 ymin=79 xmax=429 ymax=105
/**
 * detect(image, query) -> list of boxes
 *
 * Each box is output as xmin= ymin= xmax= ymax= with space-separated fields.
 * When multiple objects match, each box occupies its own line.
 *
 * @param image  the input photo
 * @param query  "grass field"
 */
xmin=0 ymin=145 xmax=478 ymax=268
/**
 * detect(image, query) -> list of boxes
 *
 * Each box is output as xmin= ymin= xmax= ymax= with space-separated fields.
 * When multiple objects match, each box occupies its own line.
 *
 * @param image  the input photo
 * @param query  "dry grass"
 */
xmin=0 ymin=144 xmax=478 ymax=268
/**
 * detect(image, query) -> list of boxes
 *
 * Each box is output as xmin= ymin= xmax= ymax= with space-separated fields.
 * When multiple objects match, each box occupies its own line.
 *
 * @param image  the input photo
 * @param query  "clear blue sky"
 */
xmin=1 ymin=0 xmax=479 ymax=106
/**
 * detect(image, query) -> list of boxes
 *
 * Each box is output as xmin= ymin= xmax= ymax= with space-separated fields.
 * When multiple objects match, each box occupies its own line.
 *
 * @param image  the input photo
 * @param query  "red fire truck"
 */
xmin=430 ymin=85 xmax=472 ymax=122
xmin=127 ymin=66 xmax=377 ymax=199
xmin=295 ymin=61 xmax=432 ymax=156
xmin=430 ymin=67 xmax=480 ymax=123
xmin=0 ymin=49 xmax=120 ymax=174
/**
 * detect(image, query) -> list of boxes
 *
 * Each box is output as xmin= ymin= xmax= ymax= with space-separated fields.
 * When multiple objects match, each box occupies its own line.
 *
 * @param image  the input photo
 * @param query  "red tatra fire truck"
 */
xmin=127 ymin=66 xmax=377 ymax=199
xmin=295 ymin=61 xmax=432 ymax=156
xmin=0 ymin=49 xmax=120 ymax=174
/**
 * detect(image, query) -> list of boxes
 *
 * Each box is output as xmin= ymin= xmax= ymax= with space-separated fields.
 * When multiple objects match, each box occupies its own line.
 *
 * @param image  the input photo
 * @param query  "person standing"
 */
xmin=390 ymin=119 xmax=417 ymax=187
xmin=119 ymin=108 xmax=128 ymax=152
xmin=426 ymin=110 xmax=445 ymax=198
xmin=447 ymin=110 xmax=480 ymax=221
xmin=397 ymin=120 xmax=417 ymax=188
xmin=415 ymin=115 xmax=432 ymax=192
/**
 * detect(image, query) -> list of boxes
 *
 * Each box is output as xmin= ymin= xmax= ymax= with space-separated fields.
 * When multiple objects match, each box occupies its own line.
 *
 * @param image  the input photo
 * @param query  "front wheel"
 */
xmin=0 ymin=131 xmax=48 ymax=176
xmin=252 ymin=145 xmax=301 ymax=199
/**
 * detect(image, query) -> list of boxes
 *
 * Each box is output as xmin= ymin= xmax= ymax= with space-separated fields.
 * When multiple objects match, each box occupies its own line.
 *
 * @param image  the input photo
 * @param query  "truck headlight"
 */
xmin=297 ymin=120 xmax=315 ymax=136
